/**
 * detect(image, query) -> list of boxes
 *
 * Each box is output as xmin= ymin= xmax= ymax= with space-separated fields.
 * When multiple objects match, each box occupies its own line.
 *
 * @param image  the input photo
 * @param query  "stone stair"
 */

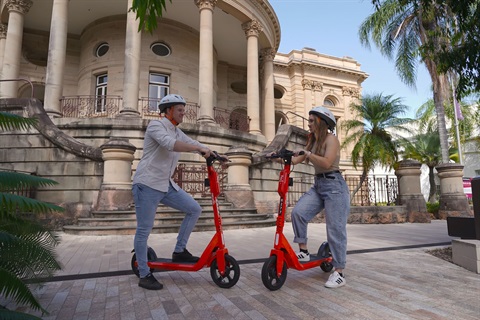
xmin=63 ymin=197 xmax=276 ymax=235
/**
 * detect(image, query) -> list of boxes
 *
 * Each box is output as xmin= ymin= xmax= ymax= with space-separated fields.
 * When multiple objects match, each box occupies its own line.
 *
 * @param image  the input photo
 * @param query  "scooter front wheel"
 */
xmin=261 ymin=255 xmax=287 ymax=291
xmin=131 ymin=247 xmax=158 ymax=277
xmin=210 ymin=254 xmax=240 ymax=288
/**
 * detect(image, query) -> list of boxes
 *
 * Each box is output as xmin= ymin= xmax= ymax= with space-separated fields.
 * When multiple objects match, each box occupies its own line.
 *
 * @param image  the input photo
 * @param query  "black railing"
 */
xmin=61 ymin=95 xmax=121 ymax=118
xmin=172 ymin=163 xmax=228 ymax=198
xmin=287 ymin=174 xmax=398 ymax=207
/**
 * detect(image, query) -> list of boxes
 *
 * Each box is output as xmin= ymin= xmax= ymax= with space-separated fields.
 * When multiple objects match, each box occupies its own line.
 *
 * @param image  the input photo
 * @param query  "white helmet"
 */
xmin=158 ymin=94 xmax=186 ymax=113
xmin=309 ymin=106 xmax=336 ymax=130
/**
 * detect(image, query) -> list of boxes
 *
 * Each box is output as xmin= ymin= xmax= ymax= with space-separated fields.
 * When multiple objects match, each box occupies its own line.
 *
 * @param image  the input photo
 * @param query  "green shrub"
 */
xmin=426 ymin=201 xmax=440 ymax=215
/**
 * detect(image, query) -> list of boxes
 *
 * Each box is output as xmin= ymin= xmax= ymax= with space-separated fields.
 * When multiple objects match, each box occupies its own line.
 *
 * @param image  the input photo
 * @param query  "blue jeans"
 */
xmin=132 ymin=182 xmax=202 ymax=278
xmin=291 ymin=172 xmax=350 ymax=269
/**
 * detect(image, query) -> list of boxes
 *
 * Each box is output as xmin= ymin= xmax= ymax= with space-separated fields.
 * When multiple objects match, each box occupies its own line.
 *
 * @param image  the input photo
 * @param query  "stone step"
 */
xmin=92 ymin=207 xmax=257 ymax=219
xmin=62 ymin=218 xmax=277 ymax=235
xmin=76 ymin=213 xmax=272 ymax=227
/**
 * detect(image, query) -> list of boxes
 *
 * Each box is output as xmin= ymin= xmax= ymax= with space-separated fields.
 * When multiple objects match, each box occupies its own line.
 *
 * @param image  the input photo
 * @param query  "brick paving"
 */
xmin=2 ymin=221 xmax=480 ymax=319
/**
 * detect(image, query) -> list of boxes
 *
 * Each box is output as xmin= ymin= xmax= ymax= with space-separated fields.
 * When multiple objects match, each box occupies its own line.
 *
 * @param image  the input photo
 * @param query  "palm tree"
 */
xmin=359 ymin=0 xmax=452 ymax=164
xmin=0 ymin=112 xmax=63 ymax=319
xmin=416 ymin=98 xmax=479 ymax=153
xmin=341 ymin=93 xmax=411 ymax=200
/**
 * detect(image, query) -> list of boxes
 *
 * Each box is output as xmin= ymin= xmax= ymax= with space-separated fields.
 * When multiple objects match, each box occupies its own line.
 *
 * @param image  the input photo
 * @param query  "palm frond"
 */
xmin=0 ymin=171 xmax=58 ymax=191
xmin=0 ymin=112 xmax=37 ymax=131
xmin=0 ymin=269 xmax=46 ymax=314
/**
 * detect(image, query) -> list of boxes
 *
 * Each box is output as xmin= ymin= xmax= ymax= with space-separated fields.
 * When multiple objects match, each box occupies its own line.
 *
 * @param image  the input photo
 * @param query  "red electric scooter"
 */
xmin=131 ymin=151 xmax=240 ymax=288
xmin=261 ymin=148 xmax=333 ymax=291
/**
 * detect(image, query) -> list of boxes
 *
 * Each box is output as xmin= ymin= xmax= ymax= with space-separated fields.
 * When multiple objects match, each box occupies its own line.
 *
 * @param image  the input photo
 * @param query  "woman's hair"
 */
xmin=305 ymin=114 xmax=329 ymax=162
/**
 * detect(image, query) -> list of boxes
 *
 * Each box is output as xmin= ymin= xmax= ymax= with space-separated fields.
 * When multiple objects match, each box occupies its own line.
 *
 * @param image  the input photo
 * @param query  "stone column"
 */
xmin=119 ymin=0 xmax=141 ymax=117
xmin=242 ymin=20 xmax=263 ymax=135
xmin=302 ymin=79 xmax=313 ymax=120
xmin=261 ymin=48 xmax=276 ymax=143
xmin=96 ymin=138 xmax=136 ymax=211
xmin=436 ymin=163 xmax=471 ymax=218
xmin=0 ymin=24 xmax=7 ymax=75
xmin=395 ymin=160 xmax=429 ymax=222
xmin=44 ymin=0 xmax=68 ymax=118
xmin=195 ymin=0 xmax=217 ymax=124
xmin=224 ymin=146 xmax=255 ymax=208
xmin=0 ymin=0 xmax=33 ymax=98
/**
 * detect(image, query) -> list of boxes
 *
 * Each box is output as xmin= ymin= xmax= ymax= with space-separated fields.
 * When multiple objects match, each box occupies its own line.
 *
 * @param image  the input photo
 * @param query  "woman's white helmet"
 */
xmin=309 ymin=106 xmax=336 ymax=130
xmin=158 ymin=94 xmax=186 ymax=113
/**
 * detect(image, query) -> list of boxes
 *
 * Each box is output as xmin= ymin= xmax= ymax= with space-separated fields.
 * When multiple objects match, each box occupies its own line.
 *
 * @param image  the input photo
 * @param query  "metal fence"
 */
xmin=287 ymin=173 xmax=398 ymax=206
xmin=60 ymin=96 xmax=249 ymax=132
xmin=172 ymin=163 xmax=228 ymax=198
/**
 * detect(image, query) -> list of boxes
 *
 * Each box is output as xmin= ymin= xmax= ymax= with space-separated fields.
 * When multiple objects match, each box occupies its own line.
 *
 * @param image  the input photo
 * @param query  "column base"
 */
xmin=118 ymin=109 xmax=141 ymax=117
xmin=95 ymin=187 xmax=133 ymax=211
xmin=45 ymin=109 xmax=63 ymax=118
xmin=197 ymin=115 xmax=217 ymax=125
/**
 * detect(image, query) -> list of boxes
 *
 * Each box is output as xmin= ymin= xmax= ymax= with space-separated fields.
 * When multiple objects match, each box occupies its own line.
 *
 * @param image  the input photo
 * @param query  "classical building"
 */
xmin=2 ymin=0 xmax=413 ymax=231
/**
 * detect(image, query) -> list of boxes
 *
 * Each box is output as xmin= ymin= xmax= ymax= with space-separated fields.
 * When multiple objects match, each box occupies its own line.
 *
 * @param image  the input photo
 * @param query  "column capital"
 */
xmin=195 ymin=0 xmax=217 ymax=10
xmin=242 ymin=19 xmax=263 ymax=37
xmin=0 ymin=24 xmax=7 ymax=39
xmin=342 ymin=86 xmax=360 ymax=98
xmin=302 ymin=79 xmax=313 ymax=90
xmin=5 ymin=0 xmax=33 ymax=14
xmin=260 ymin=47 xmax=276 ymax=61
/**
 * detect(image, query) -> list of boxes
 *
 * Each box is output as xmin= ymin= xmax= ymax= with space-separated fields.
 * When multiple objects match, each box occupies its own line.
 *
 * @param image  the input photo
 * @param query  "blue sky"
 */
xmin=270 ymin=0 xmax=433 ymax=118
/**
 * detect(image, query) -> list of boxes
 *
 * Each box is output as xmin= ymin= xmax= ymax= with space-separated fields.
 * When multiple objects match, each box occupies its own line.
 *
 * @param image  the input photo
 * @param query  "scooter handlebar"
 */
xmin=265 ymin=148 xmax=304 ymax=160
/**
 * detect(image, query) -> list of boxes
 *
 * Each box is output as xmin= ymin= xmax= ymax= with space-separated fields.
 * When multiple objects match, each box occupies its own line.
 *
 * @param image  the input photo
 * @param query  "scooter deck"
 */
xmin=152 ymin=257 xmax=197 ymax=264
xmin=299 ymin=254 xmax=328 ymax=264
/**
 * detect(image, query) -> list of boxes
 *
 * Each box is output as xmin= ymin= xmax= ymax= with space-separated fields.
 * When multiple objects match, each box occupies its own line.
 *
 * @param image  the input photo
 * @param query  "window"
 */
xmin=95 ymin=43 xmax=109 ymax=57
xmin=151 ymin=42 xmax=171 ymax=57
xmin=324 ymin=98 xmax=335 ymax=107
xmin=148 ymin=73 xmax=170 ymax=111
xmin=95 ymin=74 xmax=108 ymax=112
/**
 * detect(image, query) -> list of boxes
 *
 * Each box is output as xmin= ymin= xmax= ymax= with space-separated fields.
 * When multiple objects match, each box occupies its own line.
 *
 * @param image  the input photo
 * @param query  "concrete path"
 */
xmin=2 ymin=221 xmax=480 ymax=319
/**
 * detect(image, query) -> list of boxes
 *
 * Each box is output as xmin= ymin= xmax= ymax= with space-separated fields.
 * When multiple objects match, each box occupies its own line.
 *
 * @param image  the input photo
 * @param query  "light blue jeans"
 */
xmin=132 ymin=182 xmax=202 ymax=278
xmin=291 ymin=172 xmax=350 ymax=269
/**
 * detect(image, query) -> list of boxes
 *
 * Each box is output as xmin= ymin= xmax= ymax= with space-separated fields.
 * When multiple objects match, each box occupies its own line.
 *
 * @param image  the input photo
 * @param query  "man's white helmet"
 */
xmin=158 ymin=94 xmax=186 ymax=113
xmin=309 ymin=106 xmax=336 ymax=130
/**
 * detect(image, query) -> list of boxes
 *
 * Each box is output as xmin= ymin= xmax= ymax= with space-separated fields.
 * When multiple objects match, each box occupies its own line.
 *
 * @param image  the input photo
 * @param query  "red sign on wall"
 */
xmin=463 ymin=178 xmax=472 ymax=199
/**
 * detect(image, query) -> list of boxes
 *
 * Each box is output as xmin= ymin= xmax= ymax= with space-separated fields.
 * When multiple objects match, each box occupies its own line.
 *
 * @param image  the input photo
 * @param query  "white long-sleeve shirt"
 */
xmin=133 ymin=117 xmax=206 ymax=192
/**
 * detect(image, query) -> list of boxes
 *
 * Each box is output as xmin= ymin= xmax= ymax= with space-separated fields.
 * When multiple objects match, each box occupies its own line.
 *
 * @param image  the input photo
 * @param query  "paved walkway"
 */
xmin=3 ymin=221 xmax=480 ymax=319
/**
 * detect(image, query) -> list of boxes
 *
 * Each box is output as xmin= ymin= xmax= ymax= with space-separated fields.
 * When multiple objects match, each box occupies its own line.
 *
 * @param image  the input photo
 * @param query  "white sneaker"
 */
xmin=296 ymin=251 xmax=310 ymax=262
xmin=325 ymin=271 xmax=346 ymax=288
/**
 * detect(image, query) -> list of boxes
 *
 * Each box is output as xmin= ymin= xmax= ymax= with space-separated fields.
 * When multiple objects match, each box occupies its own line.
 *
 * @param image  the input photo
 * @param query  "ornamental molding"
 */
xmin=342 ymin=86 xmax=360 ymax=98
xmin=302 ymin=79 xmax=323 ymax=91
xmin=194 ymin=0 xmax=217 ymax=10
xmin=0 ymin=24 xmax=7 ymax=38
xmin=5 ymin=0 xmax=33 ymax=14
xmin=260 ymin=47 xmax=276 ymax=61
xmin=242 ymin=20 xmax=263 ymax=37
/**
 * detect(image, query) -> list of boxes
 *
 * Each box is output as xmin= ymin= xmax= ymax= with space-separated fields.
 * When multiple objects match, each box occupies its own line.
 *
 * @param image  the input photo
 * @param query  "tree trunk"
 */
xmin=350 ymin=170 xmax=368 ymax=204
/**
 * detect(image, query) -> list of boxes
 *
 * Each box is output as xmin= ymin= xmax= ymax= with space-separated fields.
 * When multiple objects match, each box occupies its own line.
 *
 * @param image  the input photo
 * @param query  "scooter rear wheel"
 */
xmin=317 ymin=242 xmax=333 ymax=272
xmin=131 ymin=247 xmax=158 ymax=277
xmin=261 ymin=255 xmax=287 ymax=291
xmin=210 ymin=254 xmax=240 ymax=288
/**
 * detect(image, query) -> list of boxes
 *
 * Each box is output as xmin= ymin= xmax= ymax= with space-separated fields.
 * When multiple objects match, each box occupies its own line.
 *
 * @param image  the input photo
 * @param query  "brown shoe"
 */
xmin=138 ymin=273 xmax=163 ymax=290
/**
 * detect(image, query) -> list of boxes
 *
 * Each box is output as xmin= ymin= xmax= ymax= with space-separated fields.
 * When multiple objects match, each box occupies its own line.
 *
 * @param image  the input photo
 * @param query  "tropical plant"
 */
xmin=370 ymin=0 xmax=480 ymax=98
xmin=130 ymin=0 xmax=170 ymax=32
xmin=400 ymin=127 xmax=458 ymax=203
xmin=360 ymin=0 xmax=452 ymax=164
xmin=0 ymin=112 xmax=63 ymax=319
xmin=341 ymin=93 xmax=411 ymax=200
xmin=416 ymin=98 xmax=479 ymax=152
